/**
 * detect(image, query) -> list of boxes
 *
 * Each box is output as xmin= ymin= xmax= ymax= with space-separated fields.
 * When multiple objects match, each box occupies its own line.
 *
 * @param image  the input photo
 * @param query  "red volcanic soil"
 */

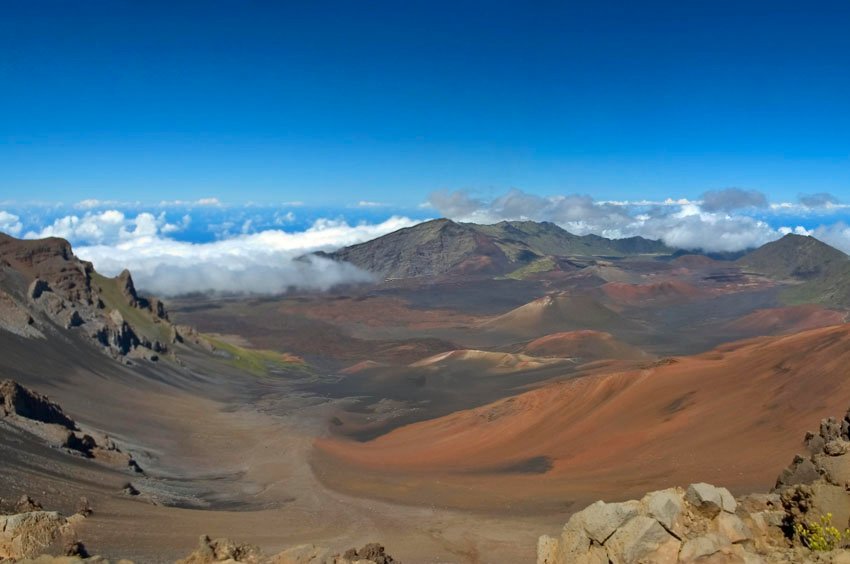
xmin=726 ymin=305 xmax=846 ymax=335
xmin=315 ymin=324 xmax=850 ymax=510
xmin=601 ymin=280 xmax=707 ymax=305
xmin=523 ymin=330 xmax=649 ymax=361
xmin=481 ymin=293 xmax=639 ymax=338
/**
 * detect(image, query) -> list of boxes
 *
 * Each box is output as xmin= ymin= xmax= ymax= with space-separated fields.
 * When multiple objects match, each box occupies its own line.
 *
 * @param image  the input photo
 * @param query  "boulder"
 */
xmin=15 ymin=495 xmax=43 ymax=513
xmin=775 ymin=455 xmax=821 ymax=488
xmin=815 ymin=451 xmax=850 ymax=486
xmin=678 ymin=533 xmax=729 ymax=561
xmin=714 ymin=512 xmax=751 ymax=544
xmin=537 ymin=535 xmax=559 ymax=564
xmin=604 ymin=516 xmax=680 ymax=564
xmin=685 ymin=483 xmax=736 ymax=517
xmin=341 ymin=543 xmax=395 ymax=564
xmin=642 ymin=488 xmax=685 ymax=536
xmin=176 ymin=534 xmax=262 ymax=564
xmin=268 ymin=544 xmax=333 ymax=564
xmin=0 ymin=511 xmax=67 ymax=560
xmin=567 ymin=500 xmax=641 ymax=544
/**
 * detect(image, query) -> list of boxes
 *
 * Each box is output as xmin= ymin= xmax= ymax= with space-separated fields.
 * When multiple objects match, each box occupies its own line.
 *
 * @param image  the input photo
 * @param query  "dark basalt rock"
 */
xmin=0 ymin=379 xmax=77 ymax=430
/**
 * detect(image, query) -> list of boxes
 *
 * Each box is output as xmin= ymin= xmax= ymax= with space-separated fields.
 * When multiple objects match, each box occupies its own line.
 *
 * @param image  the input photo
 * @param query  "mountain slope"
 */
xmin=315 ymin=324 xmax=850 ymax=508
xmin=738 ymin=233 xmax=849 ymax=279
xmin=482 ymin=292 xmax=643 ymax=338
xmin=322 ymin=219 xmax=672 ymax=280
xmin=319 ymin=219 xmax=519 ymax=279
xmin=738 ymin=234 xmax=850 ymax=307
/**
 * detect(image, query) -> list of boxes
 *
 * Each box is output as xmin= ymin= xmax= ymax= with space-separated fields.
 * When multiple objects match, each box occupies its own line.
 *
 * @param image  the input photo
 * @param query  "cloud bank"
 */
xmin=0 ymin=211 xmax=23 ymax=236
xmin=17 ymin=212 xmax=418 ymax=295
xmin=2 ymin=188 xmax=849 ymax=297
xmin=425 ymin=188 xmax=850 ymax=254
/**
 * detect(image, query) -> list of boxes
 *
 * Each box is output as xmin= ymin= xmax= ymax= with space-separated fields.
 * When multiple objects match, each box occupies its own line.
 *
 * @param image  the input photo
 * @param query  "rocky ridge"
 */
xmin=538 ymin=408 xmax=850 ymax=563
xmin=319 ymin=218 xmax=671 ymax=280
xmin=0 ymin=233 xmax=185 ymax=361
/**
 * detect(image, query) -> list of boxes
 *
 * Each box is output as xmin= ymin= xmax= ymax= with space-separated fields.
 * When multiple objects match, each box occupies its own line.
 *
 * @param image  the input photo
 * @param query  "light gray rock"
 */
xmin=566 ymin=500 xmax=641 ymax=544
xmin=686 ymin=483 xmax=736 ymax=517
xmin=642 ymin=488 xmax=685 ymax=535
xmin=715 ymin=512 xmax=751 ymax=544
xmin=0 ymin=511 xmax=67 ymax=560
xmin=537 ymin=535 xmax=559 ymax=564
xmin=557 ymin=528 xmax=593 ymax=561
xmin=679 ymin=533 xmax=729 ymax=562
xmin=816 ymin=452 xmax=850 ymax=487
xmin=269 ymin=543 xmax=333 ymax=564
xmin=605 ymin=516 xmax=680 ymax=564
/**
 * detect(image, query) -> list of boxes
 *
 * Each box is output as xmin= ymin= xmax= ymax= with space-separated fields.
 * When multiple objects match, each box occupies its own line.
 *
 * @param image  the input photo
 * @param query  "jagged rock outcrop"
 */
xmin=177 ymin=536 xmax=397 ymax=564
xmin=0 ymin=379 xmax=76 ymax=429
xmin=1 ymin=379 xmax=143 ymax=473
xmin=774 ymin=408 xmax=850 ymax=541
xmin=0 ymin=511 xmax=71 ymax=560
xmin=0 ymin=233 xmax=172 ymax=360
xmin=0 ymin=288 xmax=42 ymax=338
xmin=539 ymin=407 xmax=850 ymax=563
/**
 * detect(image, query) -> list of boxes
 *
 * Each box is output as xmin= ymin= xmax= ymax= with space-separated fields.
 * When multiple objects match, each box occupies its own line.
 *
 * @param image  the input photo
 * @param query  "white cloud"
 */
xmin=24 ymin=210 xmax=189 ymax=244
xmin=157 ymin=197 xmax=222 ymax=207
xmin=72 ymin=215 xmax=420 ymax=295
xmin=426 ymin=188 xmax=794 ymax=252
xmin=73 ymin=198 xmax=128 ymax=210
xmin=0 ymin=211 xmax=23 ymax=236
xmin=356 ymin=201 xmax=387 ymax=208
xmin=809 ymin=222 xmax=850 ymax=255
xmin=273 ymin=211 xmax=296 ymax=225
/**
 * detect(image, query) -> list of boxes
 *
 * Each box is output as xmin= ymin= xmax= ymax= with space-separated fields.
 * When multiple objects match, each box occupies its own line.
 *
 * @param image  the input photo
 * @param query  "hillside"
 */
xmin=321 ymin=219 xmax=672 ymax=280
xmin=738 ymin=234 xmax=850 ymax=307
xmin=0 ymin=233 xmax=173 ymax=359
xmin=481 ymin=292 xmax=643 ymax=339
xmin=315 ymin=324 xmax=850 ymax=509
xmin=738 ymin=233 xmax=849 ymax=279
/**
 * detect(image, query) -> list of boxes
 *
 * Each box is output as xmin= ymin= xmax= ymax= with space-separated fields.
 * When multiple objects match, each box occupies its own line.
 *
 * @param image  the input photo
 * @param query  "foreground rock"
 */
xmin=0 ymin=511 xmax=80 ymax=560
xmin=775 ymin=407 xmax=850 ymax=536
xmin=540 ymin=407 xmax=850 ymax=563
xmin=177 ymin=536 xmax=397 ymax=564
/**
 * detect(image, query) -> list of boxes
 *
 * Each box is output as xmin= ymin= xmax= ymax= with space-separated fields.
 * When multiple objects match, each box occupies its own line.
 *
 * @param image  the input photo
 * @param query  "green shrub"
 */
xmin=794 ymin=513 xmax=850 ymax=551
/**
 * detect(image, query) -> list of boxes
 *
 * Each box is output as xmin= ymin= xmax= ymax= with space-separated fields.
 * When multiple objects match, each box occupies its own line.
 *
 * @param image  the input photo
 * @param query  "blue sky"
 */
xmin=2 ymin=0 xmax=850 ymax=205
xmin=2 ymin=1 xmax=850 ymax=294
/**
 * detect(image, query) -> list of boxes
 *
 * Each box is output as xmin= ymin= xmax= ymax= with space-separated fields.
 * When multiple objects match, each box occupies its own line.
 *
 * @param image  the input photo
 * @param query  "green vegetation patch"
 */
xmin=205 ymin=336 xmax=308 ymax=377
xmin=91 ymin=272 xmax=172 ymax=344
xmin=504 ymin=257 xmax=557 ymax=280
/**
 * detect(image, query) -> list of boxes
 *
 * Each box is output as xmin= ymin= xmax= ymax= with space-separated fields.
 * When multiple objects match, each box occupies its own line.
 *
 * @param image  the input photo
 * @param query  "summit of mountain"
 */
xmin=738 ymin=234 xmax=850 ymax=307
xmin=321 ymin=218 xmax=673 ymax=280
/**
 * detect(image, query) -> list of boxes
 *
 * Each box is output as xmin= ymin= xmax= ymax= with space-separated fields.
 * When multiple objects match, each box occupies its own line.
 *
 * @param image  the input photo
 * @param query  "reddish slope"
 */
xmin=727 ymin=305 xmax=846 ymax=335
xmin=316 ymin=324 xmax=850 ymax=509
xmin=601 ymin=280 xmax=707 ymax=305
xmin=481 ymin=292 xmax=640 ymax=338
xmin=523 ymin=330 xmax=649 ymax=361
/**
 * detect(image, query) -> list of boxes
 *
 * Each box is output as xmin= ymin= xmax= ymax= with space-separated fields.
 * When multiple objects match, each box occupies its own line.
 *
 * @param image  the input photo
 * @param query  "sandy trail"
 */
xmin=71 ymin=392 xmax=550 ymax=563
xmin=0 ymin=329 xmax=550 ymax=563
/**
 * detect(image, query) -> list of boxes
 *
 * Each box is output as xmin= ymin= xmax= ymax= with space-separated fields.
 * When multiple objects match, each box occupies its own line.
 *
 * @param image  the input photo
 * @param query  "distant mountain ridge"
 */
xmin=320 ymin=218 xmax=673 ymax=280
xmin=738 ymin=233 xmax=850 ymax=307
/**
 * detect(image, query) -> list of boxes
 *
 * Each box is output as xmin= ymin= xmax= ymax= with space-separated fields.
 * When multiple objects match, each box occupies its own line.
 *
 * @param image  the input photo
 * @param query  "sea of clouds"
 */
xmin=0 ymin=189 xmax=848 ymax=296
